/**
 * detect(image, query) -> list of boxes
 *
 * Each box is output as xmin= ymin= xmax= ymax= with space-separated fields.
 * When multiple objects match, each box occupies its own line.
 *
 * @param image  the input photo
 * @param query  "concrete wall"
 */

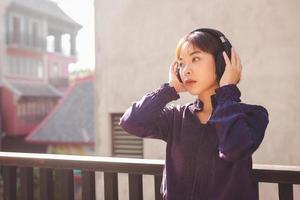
xmin=94 ymin=0 xmax=300 ymax=199
xmin=0 ymin=0 xmax=10 ymax=86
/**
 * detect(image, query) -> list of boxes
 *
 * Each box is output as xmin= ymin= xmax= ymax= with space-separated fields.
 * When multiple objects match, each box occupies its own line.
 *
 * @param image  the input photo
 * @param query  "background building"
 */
xmin=94 ymin=0 xmax=300 ymax=199
xmin=26 ymin=76 xmax=94 ymax=155
xmin=0 ymin=0 xmax=81 ymax=152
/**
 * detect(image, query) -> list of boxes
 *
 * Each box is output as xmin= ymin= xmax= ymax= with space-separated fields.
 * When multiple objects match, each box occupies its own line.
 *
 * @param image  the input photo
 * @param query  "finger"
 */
xmin=231 ymin=48 xmax=237 ymax=67
xmin=222 ymin=51 xmax=231 ymax=67
xmin=236 ymin=52 xmax=242 ymax=71
xmin=170 ymin=60 xmax=177 ymax=73
xmin=234 ymin=49 xmax=241 ymax=70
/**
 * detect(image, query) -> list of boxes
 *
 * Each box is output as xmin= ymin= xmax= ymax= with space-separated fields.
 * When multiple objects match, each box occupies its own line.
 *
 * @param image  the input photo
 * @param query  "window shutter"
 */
xmin=111 ymin=114 xmax=143 ymax=158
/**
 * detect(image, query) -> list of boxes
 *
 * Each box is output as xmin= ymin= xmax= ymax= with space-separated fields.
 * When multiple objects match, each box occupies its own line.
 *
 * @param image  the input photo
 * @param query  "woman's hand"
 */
xmin=168 ymin=60 xmax=186 ymax=93
xmin=219 ymin=48 xmax=242 ymax=87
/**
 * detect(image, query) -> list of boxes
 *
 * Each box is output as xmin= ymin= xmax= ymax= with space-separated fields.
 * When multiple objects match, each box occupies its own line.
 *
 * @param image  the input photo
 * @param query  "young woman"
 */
xmin=119 ymin=28 xmax=269 ymax=200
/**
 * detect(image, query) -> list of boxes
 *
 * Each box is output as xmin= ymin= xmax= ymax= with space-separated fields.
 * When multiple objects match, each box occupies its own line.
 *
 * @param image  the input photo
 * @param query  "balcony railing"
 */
xmin=6 ymin=32 xmax=77 ymax=56
xmin=0 ymin=152 xmax=299 ymax=200
xmin=6 ymin=32 xmax=47 ymax=51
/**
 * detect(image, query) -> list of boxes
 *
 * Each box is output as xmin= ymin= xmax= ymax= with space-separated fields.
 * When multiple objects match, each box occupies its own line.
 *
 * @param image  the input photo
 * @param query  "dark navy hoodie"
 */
xmin=119 ymin=83 xmax=269 ymax=200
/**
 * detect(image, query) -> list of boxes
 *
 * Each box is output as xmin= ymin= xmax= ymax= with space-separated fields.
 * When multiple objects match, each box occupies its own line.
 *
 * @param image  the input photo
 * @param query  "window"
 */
xmin=62 ymin=34 xmax=71 ymax=56
xmin=17 ymin=100 xmax=55 ymax=123
xmin=7 ymin=55 xmax=44 ymax=78
xmin=47 ymin=35 xmax=55 ymax=52
xmin=12 ymin=16 xmax=21 ymax=43
xmin=15 ymin=56 xmax=21 ymax=74
xmin=30 ymin=21 xmax=39 ymax=47
xmin=41 ymin=103 xmax=46 ymax=115
xmin=18 ymin=103 xmax=22 ymax=117
xmin=111 ymin=113 xmax=143 ymax=158
xmin=23 ymin=57 xmax=29 ymax=76
xmin=17 ymin=104 xmax=22 ymax=117
xmin=52 ymin=63 xmax=60 ymax=78
xmin=38 ymin=62 xmax=43 ymax=78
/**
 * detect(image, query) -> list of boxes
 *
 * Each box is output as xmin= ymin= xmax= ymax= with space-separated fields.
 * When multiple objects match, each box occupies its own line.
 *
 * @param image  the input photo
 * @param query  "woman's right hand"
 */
xmin=168 ymin=60 xmax=186 ymax=93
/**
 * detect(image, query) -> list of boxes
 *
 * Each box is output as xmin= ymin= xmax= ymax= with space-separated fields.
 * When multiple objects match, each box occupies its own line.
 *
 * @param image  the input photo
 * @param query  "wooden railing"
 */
xmin=0 ymin=152 xmax=299 ymax=200
xmin=0 ymin=152 xmax=164 ymax=200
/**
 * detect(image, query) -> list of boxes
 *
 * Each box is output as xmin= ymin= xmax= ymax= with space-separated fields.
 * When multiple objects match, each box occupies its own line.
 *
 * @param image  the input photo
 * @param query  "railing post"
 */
xmin=40 ymin=168 xmax=54 ymax=200
xmin=20 ymin=167 xmax=34 ymax=200
xmin=55 ymin=169 xmax=74 ymax=200
xmin=278 ymin=183 xmax=293 ymax=200
xmin=82 ymin=170 xmax=95 ymax=200
xmin=154 ymin=175 xmax=163 ymax=200
xmin=253 ymin=178 xmax=259 ymax=200
xmin=104 ymin=172 xmax=118 ymax=200
xmin=128 ymin=174 xmax=143 ymax=200
xmin=3 ymin=166 xmax=17 ymax=200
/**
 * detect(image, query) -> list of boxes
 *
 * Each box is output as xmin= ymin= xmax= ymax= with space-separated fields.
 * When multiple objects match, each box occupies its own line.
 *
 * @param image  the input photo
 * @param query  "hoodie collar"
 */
xmin=189 ymin=93 xmax=218 ymax=114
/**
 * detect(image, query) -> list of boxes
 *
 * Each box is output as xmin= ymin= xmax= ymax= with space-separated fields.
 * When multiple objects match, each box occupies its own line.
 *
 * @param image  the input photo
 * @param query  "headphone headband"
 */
xmin=190 ymin=28 xmax=229 ymax=46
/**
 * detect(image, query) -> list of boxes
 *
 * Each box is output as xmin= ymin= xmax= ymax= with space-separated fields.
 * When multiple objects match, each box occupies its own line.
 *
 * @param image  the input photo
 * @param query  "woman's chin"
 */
xmin=186 ymin=88 xmax=202 ymax=96
xmin=186 ymin=82 xmax=218 ymax=96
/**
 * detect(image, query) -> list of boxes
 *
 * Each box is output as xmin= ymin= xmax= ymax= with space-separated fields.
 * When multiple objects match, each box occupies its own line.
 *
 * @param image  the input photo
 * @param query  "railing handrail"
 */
xmin=0 ymin=152 xmax=300 ymax=182
xmin=254 ymin=163 xmax=300 ymax=172
xmin=0 ymin=152 xmax=164 ymax=175
xmin=0 ymin=152 xmax=300 ymax=200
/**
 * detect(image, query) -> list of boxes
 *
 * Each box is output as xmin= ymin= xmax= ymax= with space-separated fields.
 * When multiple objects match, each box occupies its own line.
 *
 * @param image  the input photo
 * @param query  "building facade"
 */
xmin=0 ymin=0 xmax=81 ymax=152
xmin=26 ymin=76 xmax=95 ymax=155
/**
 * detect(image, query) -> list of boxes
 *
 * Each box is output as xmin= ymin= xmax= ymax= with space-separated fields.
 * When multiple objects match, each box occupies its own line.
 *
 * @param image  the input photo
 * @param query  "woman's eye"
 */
xmin=192 ymin=57 xmax=200 ymax=62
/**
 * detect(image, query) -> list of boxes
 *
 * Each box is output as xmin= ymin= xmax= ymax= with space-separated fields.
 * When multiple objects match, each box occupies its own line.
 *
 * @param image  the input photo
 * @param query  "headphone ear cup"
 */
xmin=215 ymin=45 xmax=231 ymax=83
xmin=215 ymin=52 xmax=225 ymax=83
xmin=189 ymin=28 xmax=233 ymax=84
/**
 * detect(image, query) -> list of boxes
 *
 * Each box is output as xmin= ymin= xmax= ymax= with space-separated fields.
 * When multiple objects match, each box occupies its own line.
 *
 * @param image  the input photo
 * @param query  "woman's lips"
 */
xmin=184 ymin=80 xmax=197 ymax=86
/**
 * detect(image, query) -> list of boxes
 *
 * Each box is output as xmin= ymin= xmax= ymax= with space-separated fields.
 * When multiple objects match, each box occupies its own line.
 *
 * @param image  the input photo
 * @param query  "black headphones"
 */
xmin=176 ymin=28 xmax=232 ymax=84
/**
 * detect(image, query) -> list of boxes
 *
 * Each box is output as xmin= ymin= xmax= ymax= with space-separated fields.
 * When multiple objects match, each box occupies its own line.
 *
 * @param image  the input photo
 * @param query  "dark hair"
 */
xmin=175 ymin=31 xmax=224 ymax=83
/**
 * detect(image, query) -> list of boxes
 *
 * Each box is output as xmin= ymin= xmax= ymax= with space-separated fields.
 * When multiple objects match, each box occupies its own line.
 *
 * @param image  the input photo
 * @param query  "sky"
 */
xmin=54 ymin=0 xmax=95 ymax=72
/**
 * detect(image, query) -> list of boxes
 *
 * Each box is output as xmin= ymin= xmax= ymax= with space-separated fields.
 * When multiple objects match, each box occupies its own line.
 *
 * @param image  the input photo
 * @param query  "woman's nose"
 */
xmin=182 ymin=64 xmax=192 ymax=76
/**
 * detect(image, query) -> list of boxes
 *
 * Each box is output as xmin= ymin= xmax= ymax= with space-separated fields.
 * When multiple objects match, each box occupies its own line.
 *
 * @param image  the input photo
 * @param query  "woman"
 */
xmin=119 ymin=28 xmax=269 ymax=200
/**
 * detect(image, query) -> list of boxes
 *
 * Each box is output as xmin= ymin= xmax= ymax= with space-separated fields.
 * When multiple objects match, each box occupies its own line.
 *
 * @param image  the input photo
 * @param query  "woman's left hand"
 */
xmin=219 ymin=48 xmax=242 ymax=87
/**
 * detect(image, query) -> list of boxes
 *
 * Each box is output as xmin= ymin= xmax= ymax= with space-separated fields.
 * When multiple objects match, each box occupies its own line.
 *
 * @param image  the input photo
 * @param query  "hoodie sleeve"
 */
xmin=119 ymin=83 xmax=180 ymax=142
xmin=209 ymin=84 xmax=269 ymax=162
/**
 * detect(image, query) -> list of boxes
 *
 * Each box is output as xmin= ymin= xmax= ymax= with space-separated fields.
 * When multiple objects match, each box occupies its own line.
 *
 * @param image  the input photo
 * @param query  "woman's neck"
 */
xmin=197 ymin=83 xmax=219 ymax=113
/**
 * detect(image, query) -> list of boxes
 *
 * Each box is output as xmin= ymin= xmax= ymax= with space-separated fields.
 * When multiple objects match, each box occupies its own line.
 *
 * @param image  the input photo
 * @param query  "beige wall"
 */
xmin=94 ymin=0 xmax=300 ymax=199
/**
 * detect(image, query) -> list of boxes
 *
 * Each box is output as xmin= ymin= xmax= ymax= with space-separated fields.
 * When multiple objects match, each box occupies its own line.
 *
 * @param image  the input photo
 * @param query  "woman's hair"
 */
xmin=175 ymin=31 xmax=224 ymax=83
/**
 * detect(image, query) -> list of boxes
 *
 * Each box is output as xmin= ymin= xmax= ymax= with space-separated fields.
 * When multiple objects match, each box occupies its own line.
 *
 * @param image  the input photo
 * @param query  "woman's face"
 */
xmin=177 ymin=41 xmax=218 ymax=96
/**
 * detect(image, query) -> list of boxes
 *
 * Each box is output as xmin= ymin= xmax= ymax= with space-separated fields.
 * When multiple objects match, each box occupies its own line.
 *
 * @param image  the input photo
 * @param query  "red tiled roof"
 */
xmin=26 ymin=76 xmax=94 ymax=145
